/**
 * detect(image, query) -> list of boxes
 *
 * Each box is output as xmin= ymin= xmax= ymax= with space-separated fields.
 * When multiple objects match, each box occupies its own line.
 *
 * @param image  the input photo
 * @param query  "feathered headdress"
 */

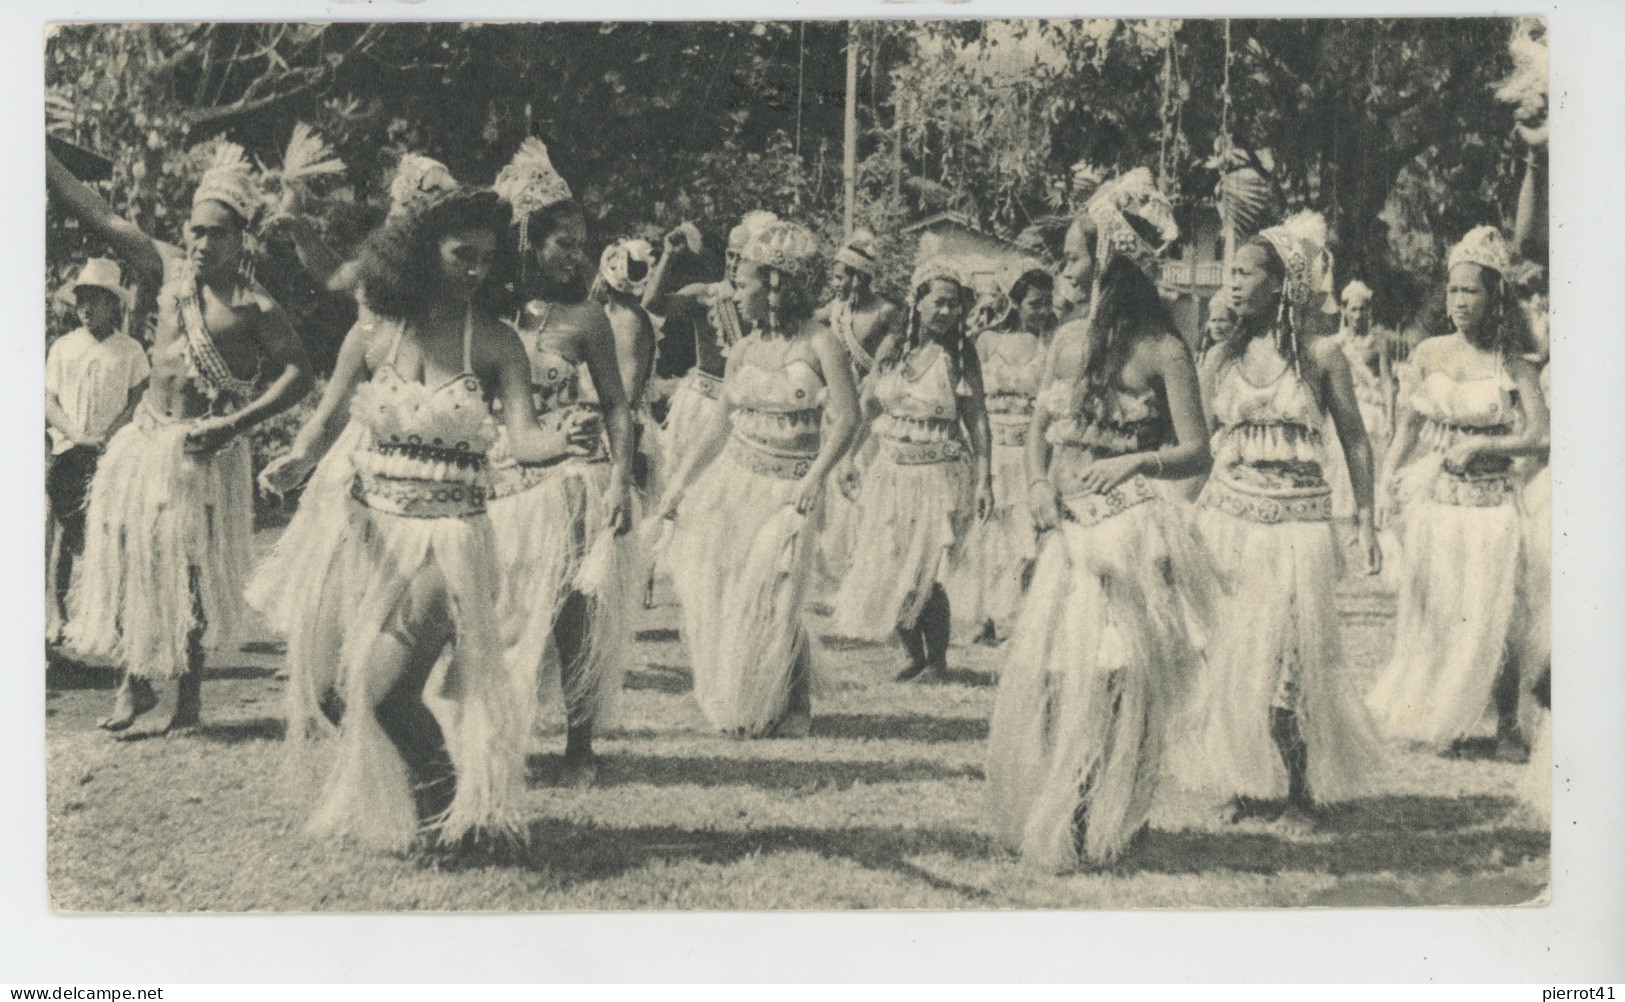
xmin=1341 ymin=280 xmax=1374 ymax=306
xmin=493 ymin=138 xmax=573 ymax=253
xmin=388 ymin=153 xmax=460 ymax=221
xmin=1212 ymin=146 xmax=1285 ymax=246
xmin=1448 ymin=225 xmax=1512 ymax=278
xmin=834 ymin=227 xmax=881 ymax=276
xmin=258 ymin=123 xmax=347 ymax=227
xmin=599 ymin=237 xmax=657 ymax=296
xmin=1256 ymin=210 xmax=1336 ymax=312
xmin=1084 ymin=167 xmax=1179 ymax=276
xmin=728 ymin=210 xmax=780 ymax=252
xmin=1495 ymin=18 xmax=1548 ymax=145
xmin=192 ymin=141 xmax=262 ymax=225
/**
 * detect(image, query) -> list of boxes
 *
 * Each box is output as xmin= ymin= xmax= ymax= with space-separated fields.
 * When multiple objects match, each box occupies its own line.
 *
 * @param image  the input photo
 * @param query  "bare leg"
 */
xmin=165 ymin=567 xmax=205 ymax=733
xmin=1269 ymin=706 xmax=1314 ymax=827
xmin=555 ymin=588 xmax=598 ymax=786
xmin=369 ymin=576 xmax=458 ymax=830
xmin=893 ymin=622 xmax=928 ymax=681
xmin=918 ymin=583 xmax=952 ymax=682
xmin=769 ymin=644 xmax=813 ymax=738
xmin=1492 ymin=653 xmax=1529 ymax=762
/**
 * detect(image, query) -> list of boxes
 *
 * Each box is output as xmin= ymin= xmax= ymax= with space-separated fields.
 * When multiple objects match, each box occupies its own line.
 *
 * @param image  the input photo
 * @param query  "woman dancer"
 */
xmin=487 ymin=139 xmax=638 ymax=785
xmin=50 ymin=145 xmax=313 ymax=733
xmin=948 ymin=267 xmax=1056 ymax=645
xmin=1368 ymin=226 xmax=1548 ymax=760
xmin=260 ymin=185 xmax=586 ymax=851
xmin=815 ymin=229 xmax=902 ymax=590
xmin=248 ymin=153 xmax=461 ymax=641
xmin=662 ymin=221 xmax=859 ymax=736
xmin=831 ymin=258 xmax=992 ymax=682
xmin=987 ymin=169 xmax=1214 ymax=870
xmin=1180 ymin=212 xmax=1384 ymax=827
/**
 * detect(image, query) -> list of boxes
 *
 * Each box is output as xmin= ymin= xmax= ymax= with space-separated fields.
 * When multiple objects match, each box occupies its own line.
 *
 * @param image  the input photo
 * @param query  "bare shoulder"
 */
xmin=473 ymin=313 xmax=526 ymax=365
xmin=1144 ymin=330 xmax=1195 ymax=368
xmin=1305 ymin=333 xmax=1351 ymax=374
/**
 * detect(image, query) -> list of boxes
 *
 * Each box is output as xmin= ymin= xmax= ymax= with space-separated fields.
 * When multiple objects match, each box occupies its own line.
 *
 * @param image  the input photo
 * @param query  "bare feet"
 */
xmin=97 ymin=676 xmax=158 ymax=732
xmin=894 ymin=660 xmax=930 ymax=682
xmin=768 ymin=709 xmax=812 ymax=739
xmin=559 ymin=751 xmax=598 ymax=788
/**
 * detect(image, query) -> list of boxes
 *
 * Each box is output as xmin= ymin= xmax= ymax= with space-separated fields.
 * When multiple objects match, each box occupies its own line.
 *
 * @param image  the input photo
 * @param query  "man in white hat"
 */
xmin=46 ymin=258 xmax=148 ymax=635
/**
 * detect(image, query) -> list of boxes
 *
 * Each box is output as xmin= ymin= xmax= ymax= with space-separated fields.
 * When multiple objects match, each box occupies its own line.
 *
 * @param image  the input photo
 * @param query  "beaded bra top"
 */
xmin=1040 ymin=377 xmax=1170 ymax=457
xmin=872 ymin=342 xmax=962 ymax=447
xmin=978 ymin=330 xmax=1046 ymax=420
xmin=350 ymin=315 xmax=493 ymax=488
xmin=1209 ymin=357 xmax=1327 ymax=470
xmin=726 ymin=335 xmax=826 ymax=459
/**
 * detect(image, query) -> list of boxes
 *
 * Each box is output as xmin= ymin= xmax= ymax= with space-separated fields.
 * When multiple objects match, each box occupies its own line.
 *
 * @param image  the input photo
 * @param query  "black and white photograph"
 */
xmin=37 ymin=12 xmax=1567 ymax=920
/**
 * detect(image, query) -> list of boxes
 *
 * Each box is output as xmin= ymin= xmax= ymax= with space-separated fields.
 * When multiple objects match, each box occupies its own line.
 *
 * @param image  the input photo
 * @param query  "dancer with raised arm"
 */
xmin=987 ymin=170 xmax=1215 ymax=870
xmin=663 ymin=220 xmax=860 ymax=737
xmin=830 ymin=258 xmax=993 ymax=683
xmin=644 ymin=211 xmax=780 ymax=509
xmin=260 ymin=184 xmax=589 ymax=852
xmin=50 ymin=145 xmax=312 ymax=733
xmin=1177 ymin=212 xmax=1384 ymax=829
xmin=1368 ymin=226 xmax=1549 ymax=760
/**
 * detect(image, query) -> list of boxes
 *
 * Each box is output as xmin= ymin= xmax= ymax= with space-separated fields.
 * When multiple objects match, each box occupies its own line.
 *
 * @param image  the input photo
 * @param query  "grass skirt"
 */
xmin=668 ymin=444 xmax=824 ymax=736
xmin=830 ymin=450 xmax=973 ymax=639
xmin=66 ymin=403 xmax=252 ymax=680
xmin=245 ymin=420 xmax=367 ymax=637
xmin=1518 ymin=464 xmax=1551 ymax=690
xmin=489 ymin=458 xmax=638 ymax=739
xmin=1174 ymin=490 xmax=1383 ymax=804
xmin=986 ymin=478 xmax=1216 ymax=870
xmin=1367 ymin=468 xmax=1524 ymax=746
xmin=283 ymin=492 xmax=525 ymax=851
xmin=946 ymin=438 xmax=1036 ymax=643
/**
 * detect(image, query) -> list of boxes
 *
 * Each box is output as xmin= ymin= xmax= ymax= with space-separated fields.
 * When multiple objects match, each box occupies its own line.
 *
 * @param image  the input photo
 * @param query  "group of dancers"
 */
xmin=45 ymin=133 xmax=1550 ymax=869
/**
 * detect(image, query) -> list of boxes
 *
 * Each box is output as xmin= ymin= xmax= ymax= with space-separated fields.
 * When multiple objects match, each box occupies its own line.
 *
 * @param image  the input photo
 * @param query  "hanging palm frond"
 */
xmin=1212 ymin=147 xmax=1284 ymax=243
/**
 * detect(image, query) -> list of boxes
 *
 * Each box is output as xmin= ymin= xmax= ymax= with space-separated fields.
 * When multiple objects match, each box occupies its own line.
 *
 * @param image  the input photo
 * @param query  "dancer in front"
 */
xmin=1178 ymin=212 xmax=1384 ymax=829
xmin=260 ymin=185 xmax=589 ymax=852
xmin=986 ymin=170 xmax=1214 ymax=870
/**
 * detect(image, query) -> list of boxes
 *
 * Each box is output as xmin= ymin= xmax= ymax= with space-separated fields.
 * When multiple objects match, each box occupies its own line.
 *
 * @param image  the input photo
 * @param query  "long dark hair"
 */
xmin=1454 ymin=264 xmax=1537 ymax=360
xmin=1081 ymin=255 xmax=1180 ymax=389
xmin=357 ymin=189 xmax=517 ymax=323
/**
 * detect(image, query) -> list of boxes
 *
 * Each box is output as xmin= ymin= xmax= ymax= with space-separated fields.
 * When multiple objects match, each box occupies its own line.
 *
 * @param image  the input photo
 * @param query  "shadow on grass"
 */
xmin=240 ymin=640 xmax=287 ymax=656
xmin=1131 ymin=795 xmax=1548 ymax=879
xmin=528 ymin=751 xmax=980 ymax=791
xmin=180 ymin=716 xmax=287 ymax=744
xmin=817 ymin=633 xmax=887 ymax=653
xmin=206 ymin=665 xmax=283 ymax=681
xmin=811 ymin=712 xmax=989 ymax=744
xmin=634 ymin=627 xmax=680 ymax=644
xmin=449 ymin=817 xmax=997 ymax=901
xmin=46 ymin=655 xmax=119 ymax=691
xmin=623 ymin=663 xmax=692 ymax=695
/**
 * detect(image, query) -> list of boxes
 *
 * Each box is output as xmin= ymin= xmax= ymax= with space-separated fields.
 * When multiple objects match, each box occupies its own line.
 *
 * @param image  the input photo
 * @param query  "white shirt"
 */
xmin=45 ymin=327 xmax=150 ymax=454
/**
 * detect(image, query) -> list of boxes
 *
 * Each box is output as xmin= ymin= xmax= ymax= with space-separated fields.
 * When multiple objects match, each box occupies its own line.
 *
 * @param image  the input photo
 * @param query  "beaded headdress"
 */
xmin=493 ymin=138 xmax=574 ymax=254
xmin=1447 ymin=225 xmax=1512 ymax=279
xmin=728 ymin=210 xmax=780 ymax=253
xmin=834 ymin=228 xmax=881 ymax=276
xmin=740 ymin=220 xmax=824 ymax=286
xmin=388 ymin=154 xmax=460 ymax=221
xmin=1340 ymin=280 xmax=1374 ymax=306
xmin=1256 ymin=210 xmax=1336 ymax=311
xmin=1083 ymin=167 xmax=1179 ymax=276
xmin=192 ymin=141 xmax=262 ymax=226
xmin=599 ymin=237 xmax=657 ymax=296
xmin=909 ymin=256 xmax=969 ymax=295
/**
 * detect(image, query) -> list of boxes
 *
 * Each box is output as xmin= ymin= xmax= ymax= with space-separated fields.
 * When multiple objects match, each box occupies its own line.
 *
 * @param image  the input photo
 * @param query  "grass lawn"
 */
xmin=43 ymin=532 xmax=1549 ymax=912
